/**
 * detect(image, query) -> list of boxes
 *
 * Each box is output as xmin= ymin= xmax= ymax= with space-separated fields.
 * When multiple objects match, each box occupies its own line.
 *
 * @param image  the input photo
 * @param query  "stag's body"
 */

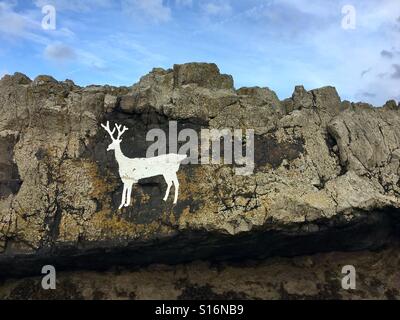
xmin=102 ymin=122 xmax=187 ymax=209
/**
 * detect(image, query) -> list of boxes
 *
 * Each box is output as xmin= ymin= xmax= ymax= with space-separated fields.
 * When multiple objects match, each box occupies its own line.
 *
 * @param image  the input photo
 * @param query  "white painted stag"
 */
xmin=101 ymin=121 xmax=187 ymax=209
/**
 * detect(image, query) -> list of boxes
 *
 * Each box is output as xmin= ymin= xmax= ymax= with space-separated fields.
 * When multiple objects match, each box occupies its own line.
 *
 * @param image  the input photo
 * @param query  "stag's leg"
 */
xmin=172 ymin=176 xmax=180 ymax=204
xmin=163 ymin=176 xmax=172 ymax=202
xmin=125 ymin=183 xmax=133 ymax=207
xmin=119 ymin=184 xmax=127 ymax=210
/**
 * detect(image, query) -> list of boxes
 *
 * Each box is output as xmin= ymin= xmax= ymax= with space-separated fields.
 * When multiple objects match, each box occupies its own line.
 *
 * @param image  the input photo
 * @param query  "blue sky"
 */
xmin=0 ymin=0 xmax=399 ymax=106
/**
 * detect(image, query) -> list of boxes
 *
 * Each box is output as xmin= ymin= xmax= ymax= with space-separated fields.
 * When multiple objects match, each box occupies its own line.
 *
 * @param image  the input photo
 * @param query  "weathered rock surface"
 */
xmin=0 ymin=63 xmax=399 ymax=284
xmin=1 ymin=246 xmax=399 ymax=299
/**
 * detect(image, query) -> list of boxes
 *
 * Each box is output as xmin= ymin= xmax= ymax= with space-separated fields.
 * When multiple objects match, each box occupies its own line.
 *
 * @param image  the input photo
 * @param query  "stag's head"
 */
xmin=101 ymin=121 xmax=128 ymax=151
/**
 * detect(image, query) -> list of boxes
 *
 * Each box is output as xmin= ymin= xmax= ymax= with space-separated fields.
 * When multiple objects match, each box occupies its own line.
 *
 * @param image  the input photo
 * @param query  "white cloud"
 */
xmin=74 ymin=48 xmax=108 ymax=71
xmin=44 ymin=43 xmax=76 ymax=61
xmin=0 ymin=1 xmax=41 ymax=39
xmin=175 ymin=0 xmax=192 ymax=7
xmin=0 ymin=1 xmax=75 ymax=44
xmin=356 ymin=0 xmax=400 ymax=31
xmin=203 ymin=1 xmax=232 ymax=16
xmin=122 ymin=0 xmax=171 ymax=23
xmin=0 ymin=69 xmax=9 ymax=79
xmin=391 ymin=64 xmax=400 ymax=79
xmin=106 ymin=33 xmax=167 ymax=62
xmin=34 ymin=0 xmax=113 ymax=12
xmin=252 ymin=0 xmax=400 ymax=105
xmin=0 ymin=2 xmax=107 ymax=73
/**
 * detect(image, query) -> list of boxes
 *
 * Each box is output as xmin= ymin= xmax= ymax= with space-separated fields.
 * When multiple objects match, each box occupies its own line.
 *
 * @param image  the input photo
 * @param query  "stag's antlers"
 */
xmin=101 ymin=121 xmax=128 ymax=140
xmin=115 ymin=124 xmax=128 ymax=140
xmin=101 ymin=121 xmax=116 ymax=140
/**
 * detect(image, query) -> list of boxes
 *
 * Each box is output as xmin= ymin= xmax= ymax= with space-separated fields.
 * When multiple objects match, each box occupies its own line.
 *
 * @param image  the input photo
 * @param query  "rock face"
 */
xmin=0 ymin=63 xmax=399 ymax=286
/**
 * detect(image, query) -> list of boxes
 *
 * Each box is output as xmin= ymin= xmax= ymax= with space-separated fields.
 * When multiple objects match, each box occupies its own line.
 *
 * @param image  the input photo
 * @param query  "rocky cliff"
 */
xmin=0 ymin=63 xmax=399 ymax=297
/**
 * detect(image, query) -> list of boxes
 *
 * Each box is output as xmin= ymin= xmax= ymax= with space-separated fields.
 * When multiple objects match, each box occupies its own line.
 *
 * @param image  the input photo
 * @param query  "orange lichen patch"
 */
xmin=11 ymin=215 xmax=44 ymax=250
xmin=176 ymin=166 xmax=256 ymax=232
xmin=59 ymin=159 xmax=117 ymax=211
xmin=177 ymin=201 xmax=221 ymax=231
xmin=135 ymin=188 xmax=151 ymax=205
xmin=84 ymin=210 xmax=173 ymax=241
xmin=301 ymin=191 xmax=334 ymax=210
xmin=58 ymin=159 xmax=116 ymax=200
xmin=284 ymin=169 xmax=302 ymax=179
xmin=177 ymin=206 xmax=191 ymax=229
xmin=90 ymin=210 xmax=136 ymax=238
xmin=79 ymin=160 xmax=117 ymax=200
xmin=260 ymin=195 xmax=272 ymax=212
xmin=45 ymin=144 xmax=68 ymax=159
xmin=176 ymin=171 xmax=195 ymax=201
xmin=177 ymin=166 xmax=215 ymax=201
xmin=241 ymin=205 xmax=267 ymax=227
xmin=169 ymin=211 xmax=177 ymax=225
xmin=58 ymin=213 xmax=82 ymax=243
